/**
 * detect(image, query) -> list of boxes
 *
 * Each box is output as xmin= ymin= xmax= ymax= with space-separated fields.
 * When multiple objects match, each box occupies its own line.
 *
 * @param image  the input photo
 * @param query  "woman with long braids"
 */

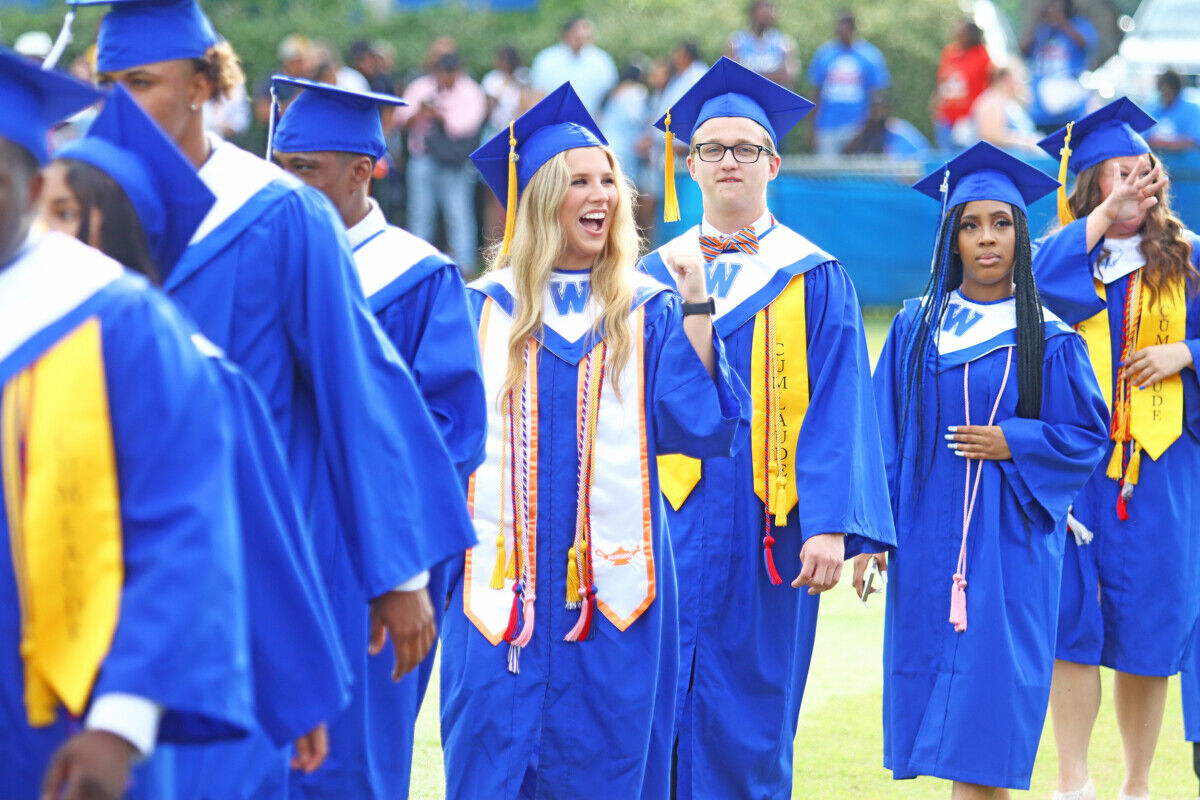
xmin=1032 ymin=98 xmax=1200 ymax=800
xmin=440 ymin=83 xmax=748 ymax=799
xmin=866 ymin=142 xmax=1109 ymax=799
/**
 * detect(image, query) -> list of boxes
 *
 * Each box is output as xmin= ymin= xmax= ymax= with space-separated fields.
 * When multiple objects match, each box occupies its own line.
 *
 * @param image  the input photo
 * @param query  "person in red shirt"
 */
xmin=931 ymin=18 xmax=993 ymax=149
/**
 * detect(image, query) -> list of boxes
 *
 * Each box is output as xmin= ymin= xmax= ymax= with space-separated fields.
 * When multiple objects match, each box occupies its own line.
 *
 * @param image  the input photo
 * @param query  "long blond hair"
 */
xmin=1068 ymin=154 xmax=1198 ymax=307
xmin=488 ymin=146 xmax=642 ymax=404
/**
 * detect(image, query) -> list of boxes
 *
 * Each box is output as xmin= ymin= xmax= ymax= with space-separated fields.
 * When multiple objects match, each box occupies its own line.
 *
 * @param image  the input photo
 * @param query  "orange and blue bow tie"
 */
xmin=699 ymin=226 xmax=759 ymax=263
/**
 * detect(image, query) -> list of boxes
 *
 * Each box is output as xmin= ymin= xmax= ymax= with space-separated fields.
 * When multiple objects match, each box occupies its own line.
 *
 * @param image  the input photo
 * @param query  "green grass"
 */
xmin=408 ymin=311 xmax=1197 ymax=798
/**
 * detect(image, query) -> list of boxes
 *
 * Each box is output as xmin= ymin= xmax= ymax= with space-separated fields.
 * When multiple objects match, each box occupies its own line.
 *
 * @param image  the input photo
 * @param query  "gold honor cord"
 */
xmin=3 ymin=319 xmax=122 ymax=726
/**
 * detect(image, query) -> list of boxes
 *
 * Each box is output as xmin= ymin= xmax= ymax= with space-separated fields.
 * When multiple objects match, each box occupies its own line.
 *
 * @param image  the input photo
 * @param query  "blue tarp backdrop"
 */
xmin=657 ymin=152 xmax=1200 ymax=307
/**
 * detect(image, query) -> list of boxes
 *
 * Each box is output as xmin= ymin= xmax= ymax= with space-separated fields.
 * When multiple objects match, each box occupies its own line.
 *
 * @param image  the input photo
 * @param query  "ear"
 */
xmin=187 ymin=63 xmax=214 ymax=109
xmin=351 ymin=156 xmax=375 ymax=188
xmin=766 ymin=152 xmax=782 ymax=181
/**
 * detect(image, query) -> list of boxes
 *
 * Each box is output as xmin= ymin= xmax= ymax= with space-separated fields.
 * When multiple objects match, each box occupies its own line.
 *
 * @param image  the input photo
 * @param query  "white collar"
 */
xmin=346 ymin=199 xmax=388 ymax=250
xmin=700 ymin=210 xmax=774 ymax=239
xmin=1094 ymin=234 xmax=1145 ymax=285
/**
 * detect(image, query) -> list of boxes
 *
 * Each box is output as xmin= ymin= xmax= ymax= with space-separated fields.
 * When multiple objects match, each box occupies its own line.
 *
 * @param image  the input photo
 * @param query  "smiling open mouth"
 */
xmin=579 ymin=210 xmax=606 ymax=233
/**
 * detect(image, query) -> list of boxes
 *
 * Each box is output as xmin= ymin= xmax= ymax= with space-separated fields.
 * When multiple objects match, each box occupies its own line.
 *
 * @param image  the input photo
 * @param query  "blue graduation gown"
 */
xmin=0 ymin=235 xmax=255 ymax=799
xmin=639 ymin=222 xmax=895 ymax=799
xmin=439 ymin=275 xmax=750 ymax=800
xmin=1035 ymin=220 xmax=1200 ymax=676
xmin=344 ymin=201 xmax=487 ymax=798
xmin=159 ymin=140 xmax=476 ymax=799
xmin=875 ymin=293 xmax=1108 ymax=789
xmin=140 ymin=347 xmax=353 ymax=800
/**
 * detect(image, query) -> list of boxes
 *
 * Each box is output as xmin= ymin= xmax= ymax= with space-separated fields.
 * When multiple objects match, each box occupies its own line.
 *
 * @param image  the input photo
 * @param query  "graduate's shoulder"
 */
xmin=357 ymin=224 xmax=457 ymax=309
xmin=216 ymin=143 xmax=341 ymax=230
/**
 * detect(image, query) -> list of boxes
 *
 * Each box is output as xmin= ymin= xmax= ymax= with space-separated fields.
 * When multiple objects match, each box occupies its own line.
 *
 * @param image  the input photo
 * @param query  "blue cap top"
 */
xmin=913 ymin=141 xmax=1060 ymax=213
xmin=1037 ymin=97 xmax=1156 ymax=175
xmin=56 ymin=85 xmax=214 ymax=272
xmin=652 ymin=56 xmax=813 ymax=146
xmin=471 ymin=82 xmax=607 ymax=205
xmin=73 ymin=0 xmax=220 ymax=73
xmin=0 ymin=46 xmax=102 ymax=165
xmin=271 ymin=75 xmax=407 ymax=160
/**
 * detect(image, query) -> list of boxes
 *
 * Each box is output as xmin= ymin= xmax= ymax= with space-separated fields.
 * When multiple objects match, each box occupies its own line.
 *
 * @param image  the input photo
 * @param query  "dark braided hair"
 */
xmin=896 ymin=202 xmax=1045 ymax=483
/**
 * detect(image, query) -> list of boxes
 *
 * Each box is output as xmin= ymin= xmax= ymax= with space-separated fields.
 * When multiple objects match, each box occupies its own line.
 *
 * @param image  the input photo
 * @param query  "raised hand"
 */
xmin=1100 ymin=157 xmax=1167 ymax=227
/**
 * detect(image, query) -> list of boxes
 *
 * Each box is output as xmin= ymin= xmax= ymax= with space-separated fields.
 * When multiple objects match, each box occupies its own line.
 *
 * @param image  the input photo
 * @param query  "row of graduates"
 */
xmin=2 ymin=4 xmax=1199 ymax=800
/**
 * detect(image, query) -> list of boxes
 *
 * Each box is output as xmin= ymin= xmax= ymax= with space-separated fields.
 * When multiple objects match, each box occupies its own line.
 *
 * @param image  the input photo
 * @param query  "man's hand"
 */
xmin=40 ymin=730 xmax=135 ymax=800
xmin=290 ymin=724 xmax=329 ymax=774
xmin=851 ymin=552 xmax=887 ymax=600
xmin=369 ymin=587 xmax=436 ymax=681
xmin=1126 ymin=342 xmax=1195 ymax=387
xmin=946 ymin=425 xmax=1012 ymax=460
xmin=792 ymin=532 xmax=845 ymax=595
xmin=665 ymin=249 xmax=708 ymax=304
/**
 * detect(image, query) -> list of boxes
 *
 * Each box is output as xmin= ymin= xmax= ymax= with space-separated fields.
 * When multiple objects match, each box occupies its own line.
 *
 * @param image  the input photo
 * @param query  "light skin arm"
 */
xmin=664 ymin=251 xmax=717 ymax=378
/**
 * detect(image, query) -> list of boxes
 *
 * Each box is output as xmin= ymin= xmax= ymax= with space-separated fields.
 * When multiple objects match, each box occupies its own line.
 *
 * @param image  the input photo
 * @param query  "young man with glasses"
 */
xmin=639 ymin=57 xmax=895 ymax=799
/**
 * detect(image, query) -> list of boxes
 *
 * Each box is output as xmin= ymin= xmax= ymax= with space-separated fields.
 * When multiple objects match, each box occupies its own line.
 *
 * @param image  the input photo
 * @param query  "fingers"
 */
xmin=874 ymin=553 xmax=888 ymax=574
xmin=791 ymin=556 xmax=815 ymax=590
xmin=851 ymin=555 xmax=869 ymax=599
xmin=367 ymin=613 xmax=386 ymax=656
xmin=40 ymin=749 xmax=68 ymax=800
xmin=391 ymin=618 xmax=436 ymax=681
xmin=291 ymin=733 xmax=314 ymax=773
xmin=807 ymin=560 xmax=843 ymax=595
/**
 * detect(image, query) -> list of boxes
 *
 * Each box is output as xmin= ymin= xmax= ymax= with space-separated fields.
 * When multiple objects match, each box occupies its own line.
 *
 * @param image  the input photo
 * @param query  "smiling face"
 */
xmin=956 ymin=199 xmax=1017 ymax=301
xmin=556 ymin=146 xmax=618 ymax=271
xmin=687 ymin=116 xmax=780 ymax=229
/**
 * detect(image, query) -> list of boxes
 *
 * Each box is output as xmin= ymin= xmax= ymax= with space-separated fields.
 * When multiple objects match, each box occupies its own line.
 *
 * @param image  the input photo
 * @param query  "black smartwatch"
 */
xmin=682 ymin=297 xmax=716 ymax=317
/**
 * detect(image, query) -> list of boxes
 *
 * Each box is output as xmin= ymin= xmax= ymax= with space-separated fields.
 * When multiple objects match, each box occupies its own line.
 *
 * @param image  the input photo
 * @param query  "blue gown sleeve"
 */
xmin=96 ymin=290 xmax=254 ymax=744
xmin=871 ymin=308 xmax=911 ymax=523
xmin=1032 ymin=218 xmax=1107 ymax=325
xmin=795 ymin=262 xmax=897 ymax=556
xmin=205 ymin=353 xmax=352 ymax=745
xmin=374 ymin=265 xmax=487 ymax=483
xmin=997 ymin=334 xmax=1110 ymax=529
xmin=276 ymin=188 xmax=477 ymax=598
xmin=648 ymin=292 xmax=751 ymax=459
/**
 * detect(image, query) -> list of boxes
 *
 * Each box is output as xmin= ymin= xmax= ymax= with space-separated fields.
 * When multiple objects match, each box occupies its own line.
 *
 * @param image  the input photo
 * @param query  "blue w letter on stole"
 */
xmin=704 ymin=262 xmax=742 ymax=299
xmin=942 ymin=304 xmax=983 ymax=336
xmin=551 ymin=281 xmax=591 ymax=315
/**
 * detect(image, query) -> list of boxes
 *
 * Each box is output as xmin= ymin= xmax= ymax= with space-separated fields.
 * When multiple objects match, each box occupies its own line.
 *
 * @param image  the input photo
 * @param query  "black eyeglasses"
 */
xmin=692 ymin=142 xmax=774 ymax=163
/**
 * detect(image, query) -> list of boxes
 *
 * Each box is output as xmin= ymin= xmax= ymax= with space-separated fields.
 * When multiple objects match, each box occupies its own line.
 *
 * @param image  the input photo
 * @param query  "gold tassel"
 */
xmin=1056 ymin=121 xmax=1075 ymax=227
xmin=1105 ymin=443 xmax=1123 ymax=480
xmin=565 ymin=546 xmax=580 ymax=606
xmin=489 ymin=531 xmax=507 ymax=590
xmin=1126 ymin=443 xmax=1142 ymax=486
xmin=662 ymin=111 xmax=680 ymax=223
xmin=505 ymin=532 xmax=518 ymax=580
xmin=772 ymin=475 xmax=788 ymax=526
xmin=501 ymin=122 xmax=518 ymax=256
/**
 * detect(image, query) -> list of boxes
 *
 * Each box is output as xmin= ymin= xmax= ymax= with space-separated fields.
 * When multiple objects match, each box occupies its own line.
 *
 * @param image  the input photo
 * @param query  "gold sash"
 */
xmin=1075 ymin=272 xmax=1186 ymax=485
xmin=2 ymin=319 xmax=123 ymax=726
xmin=657 ymin=275 xmax=810 ymax=517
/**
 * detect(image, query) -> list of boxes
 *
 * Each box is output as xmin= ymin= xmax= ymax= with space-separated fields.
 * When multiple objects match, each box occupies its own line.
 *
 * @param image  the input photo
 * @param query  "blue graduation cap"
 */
xmin=0 ymin=46 xmax=102 ymax=165
xmin=56 ymin=84 xmax=215 ymax=272
xmin=69 ymin=0 xmax=220 ymax=73
xmin=913 ymin=141 xmax=1059 ymax=215
xmin=1037 ymin=97 xmax=1156 ymax=225
xmin=650 ymin=56 xmax=814 ymax=222
xmin=270 ymin=76 xmax=407 ymax=161
xmin=470 ymin=82 xmax=607 ymax=254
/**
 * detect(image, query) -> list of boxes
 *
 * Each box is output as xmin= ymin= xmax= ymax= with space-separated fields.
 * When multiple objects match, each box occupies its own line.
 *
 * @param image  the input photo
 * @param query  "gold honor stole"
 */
xmin=1075 ymin=271 xmax=1186 ymax=503
xmin=465 ymin=299 xmax=655 ymax=649
xmin=2 ymin=318 xmax=122 ymax=726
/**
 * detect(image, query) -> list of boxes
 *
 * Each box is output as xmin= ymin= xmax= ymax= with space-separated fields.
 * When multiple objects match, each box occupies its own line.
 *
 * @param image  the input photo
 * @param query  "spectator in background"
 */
xmin=635 ymin=57 xmax=673 ymax=234
xmin=13 ymin=30 xmax=52 ymax=62
xmin=807 ymin=11 xmax=891 ymax=156
xmin=254 ymin=34 xmax=312 ymax=127
xmin=1148 ymin=69 xmax=1200 ymax=151
xmin=601 ymin=60 xmax=650 ymax=181
xmin=481 ymin=45 xmax=531 ymax=242
xmin=663 ymin=40 xmax=709 ymax=112
xmin=396 ymin=49 xmax=487 ymax=275
xmin=931 ymin=18 xmax=992 ymax=150
xmin=203 ymin=79 xmax=250 ymax=141
xmin=348 ymin=39 xmax=392 ymax=95
xmin=726 ymin=0 xmax=799 ymax=88
xmin=529 ymin=15 xmax=618 ymax=115
xmin=1021 ymin=0 xmax=1097 ymax=133
xmin=843 ymin=93 xmax=930 ymax=158
xmin=967 ymin=65 xmax=1041 ymax=152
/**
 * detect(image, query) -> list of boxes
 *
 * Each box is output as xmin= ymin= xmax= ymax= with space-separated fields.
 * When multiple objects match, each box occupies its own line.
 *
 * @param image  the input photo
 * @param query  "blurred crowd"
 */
xmin=12 ymin=0 xmax=1200 ymax=275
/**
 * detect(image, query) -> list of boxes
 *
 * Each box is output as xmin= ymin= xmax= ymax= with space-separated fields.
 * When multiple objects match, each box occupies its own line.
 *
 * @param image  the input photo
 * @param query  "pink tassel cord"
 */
xmin=762 ymin=533 xmax=782 ymax=585
xmin=951 ymin=348 xmax=1012 ymax=633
